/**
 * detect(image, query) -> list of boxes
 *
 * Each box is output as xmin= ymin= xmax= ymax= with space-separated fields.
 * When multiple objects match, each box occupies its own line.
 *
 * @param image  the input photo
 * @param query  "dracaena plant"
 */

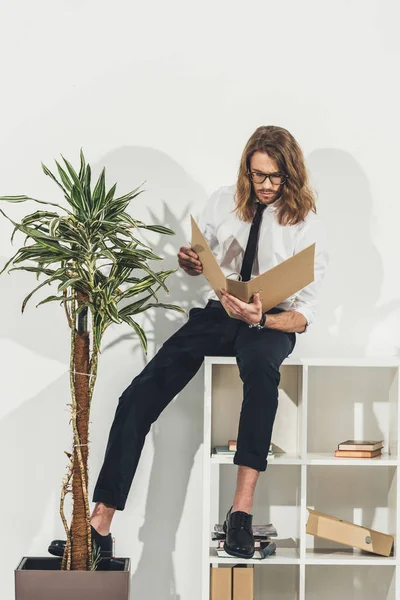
xmin=0 ymin=151 xmax=184 ymax=571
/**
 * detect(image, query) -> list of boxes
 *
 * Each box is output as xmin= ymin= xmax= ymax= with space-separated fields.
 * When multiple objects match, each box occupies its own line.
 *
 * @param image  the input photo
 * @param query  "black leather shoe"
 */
xmin=223 ymin=507 xmax=254 ymax=559
xmin=48 ymin=525 xmax=113 ymax=558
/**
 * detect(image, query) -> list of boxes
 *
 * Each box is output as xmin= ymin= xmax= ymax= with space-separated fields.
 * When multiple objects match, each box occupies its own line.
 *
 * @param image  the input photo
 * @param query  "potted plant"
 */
xmin=0 ymin=151 xmax=184 ymax=599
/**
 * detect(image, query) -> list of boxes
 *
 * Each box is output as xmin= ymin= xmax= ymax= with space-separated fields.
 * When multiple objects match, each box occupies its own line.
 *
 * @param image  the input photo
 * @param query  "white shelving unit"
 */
xmin=201 ymin=356 xmax=400 ymax=600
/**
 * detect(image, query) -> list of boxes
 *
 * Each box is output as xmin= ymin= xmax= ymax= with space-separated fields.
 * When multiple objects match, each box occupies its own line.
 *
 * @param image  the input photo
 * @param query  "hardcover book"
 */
xmin=334 ymin=449 xmax=382 ymax=458
xmin=337 ymin=440 xmax=383 ymax=451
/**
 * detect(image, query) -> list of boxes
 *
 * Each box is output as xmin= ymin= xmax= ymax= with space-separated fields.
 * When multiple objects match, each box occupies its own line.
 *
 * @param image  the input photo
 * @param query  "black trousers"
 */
xmin=93 ymin=300 xmax=296 ymax=510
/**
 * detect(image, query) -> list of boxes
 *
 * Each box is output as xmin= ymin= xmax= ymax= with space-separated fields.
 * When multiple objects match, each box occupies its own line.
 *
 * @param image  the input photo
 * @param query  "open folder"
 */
xmin=190 ymin=215 xmax=315 ymax=315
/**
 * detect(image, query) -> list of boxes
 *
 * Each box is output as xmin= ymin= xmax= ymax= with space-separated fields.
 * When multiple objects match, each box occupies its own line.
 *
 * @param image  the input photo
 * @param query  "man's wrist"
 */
xmin=249 ymin=312 xmax=267 ymax=330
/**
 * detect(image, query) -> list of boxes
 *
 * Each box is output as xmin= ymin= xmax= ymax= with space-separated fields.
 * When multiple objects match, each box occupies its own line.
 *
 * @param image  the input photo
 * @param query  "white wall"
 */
xmin=0 ymin=1 xmax=399 ymax=598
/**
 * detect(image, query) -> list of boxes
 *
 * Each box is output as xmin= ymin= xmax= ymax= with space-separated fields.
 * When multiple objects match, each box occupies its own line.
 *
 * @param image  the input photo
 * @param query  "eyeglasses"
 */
xmin=248 ymin=171 xmax=288 ymax=186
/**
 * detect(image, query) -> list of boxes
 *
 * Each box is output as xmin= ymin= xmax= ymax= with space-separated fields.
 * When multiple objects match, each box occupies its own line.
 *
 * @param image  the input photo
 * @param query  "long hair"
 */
xmin=235 ymin=126 xmax=316 ymax=225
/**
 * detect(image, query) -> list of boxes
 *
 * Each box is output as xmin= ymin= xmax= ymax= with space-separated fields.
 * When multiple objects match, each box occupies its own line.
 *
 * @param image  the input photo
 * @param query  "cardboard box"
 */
xmin=210 ymin=567 xmax=232 ymax=600
xmin=233 ymin=566 xmax=254 ymax=600
xmin=306 ymin=508 xmax=394 ymax=557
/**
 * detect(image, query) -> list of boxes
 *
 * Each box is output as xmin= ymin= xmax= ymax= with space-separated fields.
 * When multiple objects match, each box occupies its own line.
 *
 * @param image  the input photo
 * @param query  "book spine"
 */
xmin=217 ymin=540 xmax=267 ymax=548
xmin=338 ymin=444 xmax=383 ymax=451
xmin=334 ymin=449 xmax=381 ymax=458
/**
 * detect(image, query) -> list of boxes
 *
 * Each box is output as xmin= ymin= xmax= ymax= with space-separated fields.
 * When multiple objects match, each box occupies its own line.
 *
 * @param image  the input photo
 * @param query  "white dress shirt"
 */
xmin=196 ymin=184 xmax=329 ymax=330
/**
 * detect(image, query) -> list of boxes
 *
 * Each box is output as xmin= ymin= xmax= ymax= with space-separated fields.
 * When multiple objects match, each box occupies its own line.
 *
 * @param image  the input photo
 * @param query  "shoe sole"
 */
xmin=223 ymin=541 xmax=255 ymax=560
xmin=48 ymin=544 xmax=64 ymax=558
xmin=48 ymin=544 xmax=112 ymax=558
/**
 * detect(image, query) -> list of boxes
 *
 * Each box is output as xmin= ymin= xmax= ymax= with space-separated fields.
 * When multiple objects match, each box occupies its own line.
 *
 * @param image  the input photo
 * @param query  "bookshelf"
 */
xmin=201 ymin=357 xmax=400 ymax=600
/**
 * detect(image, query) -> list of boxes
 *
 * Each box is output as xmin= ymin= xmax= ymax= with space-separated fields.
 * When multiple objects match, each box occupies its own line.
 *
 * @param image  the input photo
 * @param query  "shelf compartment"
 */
xmin=214 ymin=465 xmax=301 ymax=554
xmin=305 ymin=565 xmax=396 ymax=600
xmin=306 ymin=465 xmax=397 ymax=558
xmin=306 ymin=365 xmax=399 ymax=458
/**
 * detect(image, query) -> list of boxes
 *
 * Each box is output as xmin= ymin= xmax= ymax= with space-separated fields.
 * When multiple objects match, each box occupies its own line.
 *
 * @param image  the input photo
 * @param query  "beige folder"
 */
xmin=210 ymin=567 xmax=232 ymax=600
xmin=233 ymin=566 xmax=254 ymax=600
xmin=190 ymin=215 xmax=315 ymax=314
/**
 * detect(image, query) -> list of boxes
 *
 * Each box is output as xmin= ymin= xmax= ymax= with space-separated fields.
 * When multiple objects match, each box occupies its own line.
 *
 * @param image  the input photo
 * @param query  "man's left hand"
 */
xmin=220 ymin=289 xmax=263 ymax=325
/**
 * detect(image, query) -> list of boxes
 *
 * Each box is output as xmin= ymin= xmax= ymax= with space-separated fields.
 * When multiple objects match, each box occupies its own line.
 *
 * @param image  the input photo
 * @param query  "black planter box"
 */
xmin=15 ymin=556 xmax=131 ymax=600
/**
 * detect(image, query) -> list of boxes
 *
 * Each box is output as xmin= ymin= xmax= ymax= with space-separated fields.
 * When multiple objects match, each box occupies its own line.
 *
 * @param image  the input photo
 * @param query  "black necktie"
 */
xmin=239 ymin=202 xmax=266 ymax=282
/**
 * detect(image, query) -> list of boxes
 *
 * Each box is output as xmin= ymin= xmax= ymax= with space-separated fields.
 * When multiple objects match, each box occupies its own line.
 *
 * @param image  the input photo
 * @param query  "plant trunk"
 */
xmin=71 ymin=292 xmax=91 ymax=570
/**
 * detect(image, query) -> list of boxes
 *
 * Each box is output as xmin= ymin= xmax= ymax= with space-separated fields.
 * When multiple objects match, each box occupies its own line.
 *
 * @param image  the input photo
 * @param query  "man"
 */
xmin=49 ymin=125 xmax=328 ymax=560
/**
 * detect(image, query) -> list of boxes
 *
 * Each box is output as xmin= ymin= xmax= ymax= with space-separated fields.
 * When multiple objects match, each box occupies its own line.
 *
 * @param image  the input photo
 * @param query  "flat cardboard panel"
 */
xmin=306 ymin=508 xmax=394 ymax=556
xmin=191 ymin=216 xmax=315 ymax=314
xmin=233 ymin=566 xmax=254 ymax=600
xmin=210 ymin=567 xmax=232 ymax=600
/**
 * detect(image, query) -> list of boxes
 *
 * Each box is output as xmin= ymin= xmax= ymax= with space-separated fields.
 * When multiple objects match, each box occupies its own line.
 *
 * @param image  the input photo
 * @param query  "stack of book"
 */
xmin=212 ymin=522 xmax=277 ymax=559
xmin=334 ymin=439 xmax=384 ymax=458
xmin=214 ymin=440 xmax=275 ymax=458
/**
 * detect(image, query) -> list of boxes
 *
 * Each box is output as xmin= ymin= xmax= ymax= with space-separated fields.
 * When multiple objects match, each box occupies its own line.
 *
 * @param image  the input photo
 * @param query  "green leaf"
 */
xmin=143 ymin=302 xmax=186 ymax=313
xmin=79 ymin=148 xmax=86 ymax=181
xmin=61 ymin=156 xmax=83 ymax=192
xmin=118 ymin=294 xmax=152 ymax=317
xmin=83 ymin=164 xmax=92 ymax=207
xmin=21 ymin=210 xmax=61 ymax=225
xmin=120 ymin=314 xmax=148 ymax=353
xmin=49 ymin=217 xmax=61 ymax=237
xmin=13 ymin=245 xmax=62 ymax=264
xmin=112 ymin=184 xmax=144 ymax=205
xmin=8 ymin=265 xmax=57 ymax=277
xmin=36 ymin=294 xmax=73 ymax=307
xmin=21 ymin=267 xmax=66 ymax=313
xmin=140 ymin=263 xmax=169 ymax=292
xmin=76 ymin=300 xmax=95 ymax=314
xmin=118 ymin=276 xmax=157 ymax=299
xmin=92 ymin=312 xmax=105 ymax=353
xmin=41 ymin=163 xmax=68 ymax=196
xmin=0 ymin=208 xmax=71 ymax=254
xmin=104 ymin=183 xmax=117 ymax=205
xmin=139 ymin=224 xmax=175 ymax=235
xmin=55 ymin=161 xmax=73 ymax=192
xmin=129 ymin=248 xmax=163 ymax=261
xmin=70 ymin=185 xmax=86 ymax=215
xmin=92 ymin=168 xmax=106 ymax=212
xmin=0 ymin=250 xmax=20 ymax=276
xmin=0 ymin=195 xmax=72 ymax=214
xmin=104 ymin=300 xmax=121 ymax=324
xmin=57 ymin=277 xmax=82 ymax=292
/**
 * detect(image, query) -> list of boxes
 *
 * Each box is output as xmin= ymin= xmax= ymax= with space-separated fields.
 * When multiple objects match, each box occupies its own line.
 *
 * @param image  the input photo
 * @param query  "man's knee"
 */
xmin=238 ymin=354 xmax=281 ymax=382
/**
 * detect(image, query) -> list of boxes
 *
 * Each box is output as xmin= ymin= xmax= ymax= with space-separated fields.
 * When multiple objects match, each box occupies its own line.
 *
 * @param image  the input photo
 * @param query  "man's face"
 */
xmin=249 ymin=151 xmax=284 ymax=205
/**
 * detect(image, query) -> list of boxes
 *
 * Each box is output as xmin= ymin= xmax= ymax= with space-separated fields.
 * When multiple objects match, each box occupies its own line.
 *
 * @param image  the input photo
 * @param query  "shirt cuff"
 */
xmin=291 ymin=305 xmax=313 ymax=334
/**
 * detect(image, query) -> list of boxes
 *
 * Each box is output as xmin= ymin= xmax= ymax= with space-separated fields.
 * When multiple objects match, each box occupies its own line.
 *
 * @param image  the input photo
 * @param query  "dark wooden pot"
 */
xmin=15 ymin=556 xmax=131 ymax=600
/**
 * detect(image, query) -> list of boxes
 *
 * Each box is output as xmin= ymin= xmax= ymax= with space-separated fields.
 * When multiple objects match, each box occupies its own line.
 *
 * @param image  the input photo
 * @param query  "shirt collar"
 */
xmin=254 ymin=199 xmax=278 ymax=211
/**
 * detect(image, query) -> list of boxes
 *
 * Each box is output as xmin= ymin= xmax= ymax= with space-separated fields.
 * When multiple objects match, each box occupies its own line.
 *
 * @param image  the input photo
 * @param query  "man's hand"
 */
xmin=220 ymin=289 xmax=263 ymax=325
xmin=177 ymin=246 xmax=203 ymax=276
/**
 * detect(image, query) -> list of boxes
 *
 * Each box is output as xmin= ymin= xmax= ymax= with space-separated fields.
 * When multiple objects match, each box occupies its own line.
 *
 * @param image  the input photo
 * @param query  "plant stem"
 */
xmin=60 ymin=452 xmax=73 ymax=570
xmin=68 ymin=288 xmax=93 ymax=570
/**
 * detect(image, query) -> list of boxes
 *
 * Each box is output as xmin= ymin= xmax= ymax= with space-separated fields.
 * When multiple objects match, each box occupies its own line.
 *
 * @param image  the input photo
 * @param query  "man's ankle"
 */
xmin=232 ymin=503 xmax=253 ymax=514
xmin=91 ymin=503 xmax=115 ymax=536
xmin=91 ymin=519 xmax=110 ymax=536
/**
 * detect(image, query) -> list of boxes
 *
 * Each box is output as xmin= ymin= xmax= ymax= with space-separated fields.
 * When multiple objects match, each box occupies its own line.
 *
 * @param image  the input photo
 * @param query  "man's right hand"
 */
xmin=177 ymin=246 xmax=203 ymax=276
